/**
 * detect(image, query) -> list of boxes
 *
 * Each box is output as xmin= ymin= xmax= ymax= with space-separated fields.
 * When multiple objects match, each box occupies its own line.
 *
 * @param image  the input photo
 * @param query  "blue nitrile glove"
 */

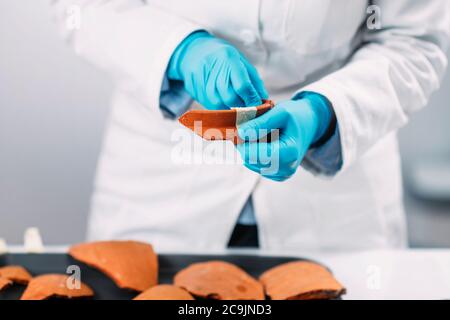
xmin=167 ymin=31 xmax=268 ymax=110
xmin=236 ymin=92 xmax=333 ymax=182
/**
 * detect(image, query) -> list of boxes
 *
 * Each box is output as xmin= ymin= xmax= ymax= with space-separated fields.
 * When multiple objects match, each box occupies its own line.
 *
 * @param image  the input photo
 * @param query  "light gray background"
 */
xmin=1 ymin=1 xmax=449 ymax=246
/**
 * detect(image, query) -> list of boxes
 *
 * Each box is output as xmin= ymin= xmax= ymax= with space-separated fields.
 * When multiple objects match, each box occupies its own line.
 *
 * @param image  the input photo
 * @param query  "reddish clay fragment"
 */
xmin=20 ymin=274 xmax=93 ymax=300
xmin=0 ymin=277 xmax=12 ymax=292
xmin=174 ymin=261 xmax=264 ymax=300
xmin=134 ymin=284 xmax=194 ymax=300
xmin=259 ymin=261 xmax=346 ymax=300
xmin=179 ymin=100 xmax=274 ymax=144
xmin=0 ymin=266 xmax=33 ymax=285
xmin=69 ymin=240 xmax=158 ymax=292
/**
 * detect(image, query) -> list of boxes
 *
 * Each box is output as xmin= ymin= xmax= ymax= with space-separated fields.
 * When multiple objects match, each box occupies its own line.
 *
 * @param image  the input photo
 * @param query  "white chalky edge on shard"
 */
xmin=0 ymin=238 xmax=8 ymax=255
xmin=24 ymin=227 xmax=44 ymax=253
xmin=233 ymin=107 xmax=258 ymax=126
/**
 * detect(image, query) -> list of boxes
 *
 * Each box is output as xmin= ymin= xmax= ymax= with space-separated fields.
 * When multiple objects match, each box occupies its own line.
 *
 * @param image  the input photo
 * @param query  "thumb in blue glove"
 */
xmin=168 ymin=31 xmax=267 ymax=110
xmin=236 ymin=92 xmax=333 ymax=181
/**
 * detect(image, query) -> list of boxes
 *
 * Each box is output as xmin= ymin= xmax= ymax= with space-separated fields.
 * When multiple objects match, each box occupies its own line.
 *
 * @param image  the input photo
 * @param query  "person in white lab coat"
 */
xmin=52 ymin=0 xmax=449 ymax=251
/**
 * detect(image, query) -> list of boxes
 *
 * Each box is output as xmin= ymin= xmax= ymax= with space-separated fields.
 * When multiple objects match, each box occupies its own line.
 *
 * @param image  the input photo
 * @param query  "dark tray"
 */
xmin=0 ymin=253 xmax=311 ymax=300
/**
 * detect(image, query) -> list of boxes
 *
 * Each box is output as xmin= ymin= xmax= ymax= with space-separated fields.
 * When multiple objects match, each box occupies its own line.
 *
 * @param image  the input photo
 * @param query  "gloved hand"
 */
xmin=168 ymin=31 xmax=267 ymax=110
xmin=236 ymin=92 xmax=333 ymax=181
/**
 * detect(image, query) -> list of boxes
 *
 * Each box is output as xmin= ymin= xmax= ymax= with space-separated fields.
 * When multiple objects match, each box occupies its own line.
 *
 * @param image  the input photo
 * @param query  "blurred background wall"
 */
xmin=1 ymin=1 xmax=449 ymax=246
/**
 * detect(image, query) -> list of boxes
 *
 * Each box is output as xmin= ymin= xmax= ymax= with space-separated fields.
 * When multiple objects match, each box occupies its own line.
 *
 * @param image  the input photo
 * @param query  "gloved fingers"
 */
xmin=243 ymin=160 xmax=293 ymax=181
xmin=205 ymin=63 xmax=227 ymax=110
xmin=237 ymin=141 xmax=280 ymax=170
xmin=238 ymin=140 xmax=299 ymax=175
xmin=277 ymin=138 xmax=302 ymax=164
xmin=243 ymin=160 xmax=291 ymax=181
xmin=260 ymin=161 xmax=297 ymax=181
xmin=242 ymin=156 xmax=296 ymax=182
xmin=243 ymin=162 xmax=262 ymax=175
xmin=237 ymin=141 xmax=271 ymax=167
xmin=261 ymin=172 xmax=294 ymax=182
xmin=238 ymin=107 xmax=286 ymax=142
xmin=243 ymin=162 xmax=295 ymax=181
xmin=229 ymin=59 xmax=262 ymax=107
xmin=221 ymin=87 xmax=246 ymax=108
xmin=240 ymin=57 xmax=268 ymax=99
xmin=216 ymin=67 xmax=245 ymax=108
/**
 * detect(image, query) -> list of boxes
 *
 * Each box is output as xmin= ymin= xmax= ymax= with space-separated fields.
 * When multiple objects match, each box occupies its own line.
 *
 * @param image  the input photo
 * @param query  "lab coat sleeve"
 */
xmin=300 ymin=0 xmax=450 ymax=172
xmin=50 ymin=0 xmax=203 ymax=112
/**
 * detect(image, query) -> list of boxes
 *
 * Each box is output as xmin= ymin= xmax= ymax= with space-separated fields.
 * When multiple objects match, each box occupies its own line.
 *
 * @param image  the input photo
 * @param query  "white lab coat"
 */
xmin=52 ymin=0 xmax=449 ymax=251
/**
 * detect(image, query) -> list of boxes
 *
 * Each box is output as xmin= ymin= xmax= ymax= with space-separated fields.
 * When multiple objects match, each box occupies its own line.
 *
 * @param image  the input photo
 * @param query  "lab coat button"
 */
xmin=240 ymin=29 xmax=257 ymax=45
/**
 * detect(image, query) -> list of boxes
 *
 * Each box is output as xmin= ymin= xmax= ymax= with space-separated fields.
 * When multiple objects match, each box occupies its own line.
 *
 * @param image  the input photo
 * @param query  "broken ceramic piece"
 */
xmin=0 ymin=266 xmax=32 ymax=285
xmin=259 ymin=261 xmax=346 ymax=300
xmin=0 ymin=277 xmax=12 ymax=292
xmin=179 ymin=100 xmax=274 ymax=144
xmin=20 ymin=274 xmax=94 ymax=300
xmin=174 ymin=261 xmax=264 ymax=300
xmin=69 ymin=240 xmax=158 ymax=292
xmin=133 ymin=284 xmax=194 ymax=300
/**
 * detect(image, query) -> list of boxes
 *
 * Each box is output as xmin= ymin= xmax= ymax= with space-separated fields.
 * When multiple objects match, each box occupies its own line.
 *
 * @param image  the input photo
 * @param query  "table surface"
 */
xmin=5 ymin=246 xmax=450 ymax=300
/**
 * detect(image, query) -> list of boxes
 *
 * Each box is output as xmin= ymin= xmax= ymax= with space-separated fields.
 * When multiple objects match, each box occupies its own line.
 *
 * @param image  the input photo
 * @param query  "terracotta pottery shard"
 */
xmin=133 ymin=284 xmax=194 ymax=300
xmin=20 ymin=274 xmax=94 ymax=300
xmin=174 ymin=261 xmax=264 ymax=300
xmin=178 ymin=100 xmax=274 ymax=144
xmin=0 ymin=277 xmax=12 ymax=292
xmin=0 ymin=266 xmax=33 ymax=285
xmin=259 ymin=261 xmax=346 ymax=300
xmin=69 ymin=240 xmax=158 ymax=292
